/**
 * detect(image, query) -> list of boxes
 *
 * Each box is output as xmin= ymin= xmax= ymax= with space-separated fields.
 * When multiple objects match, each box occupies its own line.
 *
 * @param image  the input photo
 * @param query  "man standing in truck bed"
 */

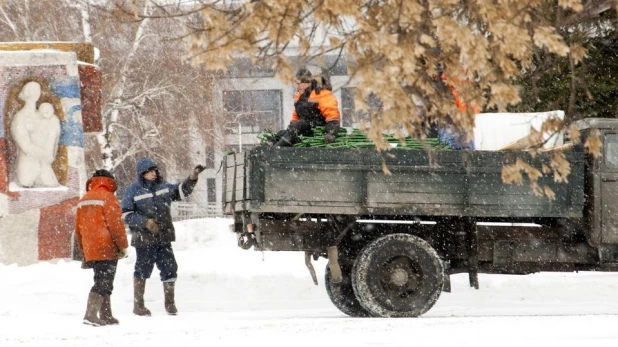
xmin=272 ymin=68 xmax=341 ymax=146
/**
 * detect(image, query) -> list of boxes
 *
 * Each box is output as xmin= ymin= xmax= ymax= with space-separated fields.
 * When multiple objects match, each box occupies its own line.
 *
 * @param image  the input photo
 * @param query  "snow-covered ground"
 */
xmin=2 ymin=217 xmax=618 ymax=346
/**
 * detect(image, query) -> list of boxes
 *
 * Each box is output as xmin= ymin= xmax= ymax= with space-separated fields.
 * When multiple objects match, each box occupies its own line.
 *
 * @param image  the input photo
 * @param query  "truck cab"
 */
xmin=579 ymin=118 xmax=618 ymax=257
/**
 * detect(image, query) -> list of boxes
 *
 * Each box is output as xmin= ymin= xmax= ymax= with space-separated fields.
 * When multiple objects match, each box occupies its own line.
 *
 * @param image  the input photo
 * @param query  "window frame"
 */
xmin=222 ymin=89 xmax=283 ymax=135
xmin=604 ymin=133 xmax=618 ymax=170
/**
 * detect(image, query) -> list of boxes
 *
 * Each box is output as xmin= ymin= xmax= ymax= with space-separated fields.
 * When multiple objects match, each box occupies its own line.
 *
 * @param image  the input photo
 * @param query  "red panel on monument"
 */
xmin=0 ymin=138 xmax=19 ymax=200
xmin=0 ymin=138 xmax=7 ymax=193
xmin=38 ymin=197 xmax=79 ymax=260
xmin=78 ymin=65 xmax=102 ymax=133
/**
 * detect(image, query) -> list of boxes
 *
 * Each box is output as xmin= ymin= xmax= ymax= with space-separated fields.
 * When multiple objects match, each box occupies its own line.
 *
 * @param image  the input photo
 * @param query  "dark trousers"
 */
xmin=91 ymin=260 xmax=118 ymax=296
xmin=134 ymin=244 xmax=178 ymax=282
xmin=274 ymin=120 xmax=321 ymax=147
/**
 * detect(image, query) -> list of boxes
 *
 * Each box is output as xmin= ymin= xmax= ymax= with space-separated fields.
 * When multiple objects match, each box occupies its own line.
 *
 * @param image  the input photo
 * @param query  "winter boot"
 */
xmin=163 ymin=282 xmax=178 ymax=315
xmin=83 ymin=291 xmax=106 ymax=326
xmin=100 ymin=295 xmax=119 ymax=325
xmin=133 ymin=278 xmax=152 ymax=316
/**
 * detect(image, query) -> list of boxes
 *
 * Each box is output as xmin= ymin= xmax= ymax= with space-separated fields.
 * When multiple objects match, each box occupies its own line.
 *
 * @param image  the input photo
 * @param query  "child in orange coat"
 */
xmin=75 ymin=169 xmax=129 ymax=326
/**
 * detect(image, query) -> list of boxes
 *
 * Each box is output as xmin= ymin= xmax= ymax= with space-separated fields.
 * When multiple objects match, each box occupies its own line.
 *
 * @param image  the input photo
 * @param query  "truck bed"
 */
xmin=223 ymin=147 xmax=585 ymax=219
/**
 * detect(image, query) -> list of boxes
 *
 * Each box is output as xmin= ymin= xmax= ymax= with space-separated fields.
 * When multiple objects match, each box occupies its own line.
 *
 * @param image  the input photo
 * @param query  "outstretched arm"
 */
xmin=172 ymin=165 xmax=205 ymax=201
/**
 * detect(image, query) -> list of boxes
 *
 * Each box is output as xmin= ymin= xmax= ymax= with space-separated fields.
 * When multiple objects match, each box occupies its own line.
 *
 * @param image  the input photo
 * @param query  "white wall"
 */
xmin=474 ymin=111 xmax=565 ymax=150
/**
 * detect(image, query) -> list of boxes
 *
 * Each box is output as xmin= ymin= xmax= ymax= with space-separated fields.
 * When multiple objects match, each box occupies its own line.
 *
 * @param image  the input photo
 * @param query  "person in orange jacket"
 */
xmin=75 ymin=169 xmax=129 ymax=326
xmin=437 ymin=67 xmax=480 ymax=149
xmin=443 ymin=74 xmax=481 ymax=114
xmin=273 ymin=68 xmax=341 ymax=146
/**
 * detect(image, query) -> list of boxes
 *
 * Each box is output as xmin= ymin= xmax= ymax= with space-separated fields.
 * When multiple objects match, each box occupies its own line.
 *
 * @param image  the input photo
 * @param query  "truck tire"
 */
xmin=352 ymin=233 xmax=444 ymax=317
xmin=325 ymin=263 xmax=372 ymax=317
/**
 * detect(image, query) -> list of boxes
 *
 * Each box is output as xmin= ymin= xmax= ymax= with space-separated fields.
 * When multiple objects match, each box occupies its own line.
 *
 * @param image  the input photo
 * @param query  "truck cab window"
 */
xmin=605 ymin=134 xmax=618 ymax=169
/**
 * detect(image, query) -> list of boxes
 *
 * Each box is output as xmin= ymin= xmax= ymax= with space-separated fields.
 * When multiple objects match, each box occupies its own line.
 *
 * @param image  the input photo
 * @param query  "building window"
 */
xmin=321 ymin=55 xmax=348 ymax=76
xmin=206 ymin=178 xmax=216 ymax=203
xmin=223 ymin=90 xmax=282 ymax=135
xmin=205 ymin=149 xmax=215 ymax=169
xmin=205 ymin=136 xmax=215 ymax=169
xmin=291 ymin=55 xmax=349 ymax=77
xmin=341 ymin=87 xmax=355 ymax=127
xmin=341 ymin=87 xmax=380 ymax=127
xmin=226 ymin=57 xmax=276 ymax=78
xmin=227 ymin=55 xmax=347 ymax=79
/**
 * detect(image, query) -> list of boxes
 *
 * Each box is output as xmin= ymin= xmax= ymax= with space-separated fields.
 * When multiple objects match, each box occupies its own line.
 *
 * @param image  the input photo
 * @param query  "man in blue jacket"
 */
xmin=121 ymin=157 xmax=205 ymax=316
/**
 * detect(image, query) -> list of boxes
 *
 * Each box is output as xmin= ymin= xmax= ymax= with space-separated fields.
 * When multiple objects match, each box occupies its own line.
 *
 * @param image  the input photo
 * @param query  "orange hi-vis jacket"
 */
xmin=75 ymin=176 xmax=129 ymax=261
xmin=442 ymin=74 xmax=481 ymax=114
xmin=291 ymin=89 xmax=340 ymax=124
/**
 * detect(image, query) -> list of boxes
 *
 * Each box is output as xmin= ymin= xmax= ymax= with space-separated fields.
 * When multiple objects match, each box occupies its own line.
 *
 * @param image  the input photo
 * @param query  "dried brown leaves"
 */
xmin=178 ymin=0 xmax=600 ymax=198
xmin=585 ymin=129 xmax=603 ymax=158
xmin=501 ymin=156 xmax=562 ymax=199
xmin=183 ymin=0 xmax=586 ymax=152
xmin=500 ymin=114 xmax=577 ymax=200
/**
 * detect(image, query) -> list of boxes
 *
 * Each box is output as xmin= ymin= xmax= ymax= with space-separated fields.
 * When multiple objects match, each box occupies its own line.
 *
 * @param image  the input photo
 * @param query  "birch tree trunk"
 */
xmin=97 ymin=0 xmax=152 ymax=171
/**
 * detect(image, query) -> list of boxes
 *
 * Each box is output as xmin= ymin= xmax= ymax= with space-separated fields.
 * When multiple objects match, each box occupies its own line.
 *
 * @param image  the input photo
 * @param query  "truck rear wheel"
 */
xmin=352 ymin=233 xmax=444 ymax=317
xmin=325 ymin=262 xmax=372 ymax=317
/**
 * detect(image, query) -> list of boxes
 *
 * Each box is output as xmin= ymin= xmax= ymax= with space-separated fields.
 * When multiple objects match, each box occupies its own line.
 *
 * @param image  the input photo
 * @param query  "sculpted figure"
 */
xmin=10 ymin=82 xmax=60 ymax=187
xmin=33 ymin=103 xmax=60 ymax=187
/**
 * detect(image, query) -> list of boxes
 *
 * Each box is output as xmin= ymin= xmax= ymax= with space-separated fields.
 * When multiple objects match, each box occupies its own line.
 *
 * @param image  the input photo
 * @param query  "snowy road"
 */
xmin=3 ymin=218 xmax=618 ymax=346
xmin=5 ymin=308 xmax=618 ymax=347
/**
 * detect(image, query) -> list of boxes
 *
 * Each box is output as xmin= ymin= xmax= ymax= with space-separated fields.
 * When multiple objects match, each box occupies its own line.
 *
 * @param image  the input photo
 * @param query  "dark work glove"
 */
xmin=324 ymin=121 xmax=340 ymax=143
xmin=117 ymin=248 xmax=129 ymax=259
xmin=81 ymin=261 xmax=92 ymax=269
xmin=189 ymin=164 xmax=206 ymax=180
xmin=268 ymin=129 xmax=288 ymax=147
xmin=324 ymin=134 xmax=337 ymax=144
xmin=273 ymin=127 xmax=297 ymax=147
xmin=145 ymin=218 xmax=160 ymax=233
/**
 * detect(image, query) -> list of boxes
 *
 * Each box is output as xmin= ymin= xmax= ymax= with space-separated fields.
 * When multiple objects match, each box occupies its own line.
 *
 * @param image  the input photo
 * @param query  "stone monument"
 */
xmin=0 ymin=45 xmax=101 ymax=265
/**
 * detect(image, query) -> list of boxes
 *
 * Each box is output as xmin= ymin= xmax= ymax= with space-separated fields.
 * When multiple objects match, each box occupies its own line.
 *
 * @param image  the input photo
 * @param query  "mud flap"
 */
xmin=442 ymin=260 xmax=451 ymax=293
xmin=466 ymin=218 xmax=479 ymax=289
xmin=305 ymin=252 xmax=318 ymax=285
xmin=327 ymin=246 xmax=342 ymax=283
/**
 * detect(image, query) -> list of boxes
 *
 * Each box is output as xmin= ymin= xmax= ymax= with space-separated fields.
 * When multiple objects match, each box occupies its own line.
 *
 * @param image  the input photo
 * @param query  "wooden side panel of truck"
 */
xmin=225 ymin=148 xmax=585 ymax=219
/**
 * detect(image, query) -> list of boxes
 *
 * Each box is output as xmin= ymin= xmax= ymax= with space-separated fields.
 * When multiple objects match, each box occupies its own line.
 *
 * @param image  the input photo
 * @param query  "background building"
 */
xmin=205 ymin=53 xmax=360 ymax=216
